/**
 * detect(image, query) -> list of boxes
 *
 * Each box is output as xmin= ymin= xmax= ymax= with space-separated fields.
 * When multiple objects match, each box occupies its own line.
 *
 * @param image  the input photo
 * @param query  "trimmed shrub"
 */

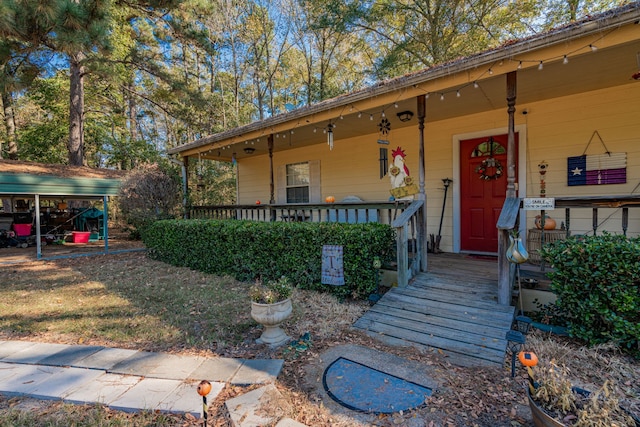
xmin=142 ymin=219 xmax=396 ymax=300
xmin=540 ymin=233 xmax=640 ymax=356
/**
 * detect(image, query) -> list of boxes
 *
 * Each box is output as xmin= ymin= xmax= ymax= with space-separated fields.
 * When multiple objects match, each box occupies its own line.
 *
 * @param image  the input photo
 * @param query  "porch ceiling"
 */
xmin=189 ymin=36 xmax=639 ymax=162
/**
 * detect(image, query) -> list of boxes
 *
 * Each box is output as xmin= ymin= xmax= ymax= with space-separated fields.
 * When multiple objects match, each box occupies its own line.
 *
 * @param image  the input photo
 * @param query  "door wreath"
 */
xmin=476 ymin=157 xmax=503 ymax=180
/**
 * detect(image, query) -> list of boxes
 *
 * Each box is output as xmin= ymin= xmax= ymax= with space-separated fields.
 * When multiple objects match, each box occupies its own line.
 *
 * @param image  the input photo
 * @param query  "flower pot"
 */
xmin=250 ymin=298 xmax=292 ymax=347
xmin=528 ymin=389 xmax=565 ymax=427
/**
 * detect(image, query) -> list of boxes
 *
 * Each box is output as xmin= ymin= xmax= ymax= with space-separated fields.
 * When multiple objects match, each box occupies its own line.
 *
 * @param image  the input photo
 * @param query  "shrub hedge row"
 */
xmin=142 ymin=219 xmax=396 ymax=299
xmin=540 ymin=233 xmax=640 ymax=357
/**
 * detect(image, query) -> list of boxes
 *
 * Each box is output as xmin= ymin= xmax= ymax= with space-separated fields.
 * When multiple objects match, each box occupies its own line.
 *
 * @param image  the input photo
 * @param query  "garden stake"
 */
xmin=518 ymin=351 xmax=539 ymax=393
xmin=197 ymin=380 xmax=212 ymax=425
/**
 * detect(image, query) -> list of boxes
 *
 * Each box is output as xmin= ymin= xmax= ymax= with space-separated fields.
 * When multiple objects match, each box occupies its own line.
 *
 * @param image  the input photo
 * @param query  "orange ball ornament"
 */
xmin=518 ymin=351 xmax=539 ymax=367
xmin=197 ymin=380 xmax=212 ymax=396
xmin=325 ymin=196 xmax=335 ymax=203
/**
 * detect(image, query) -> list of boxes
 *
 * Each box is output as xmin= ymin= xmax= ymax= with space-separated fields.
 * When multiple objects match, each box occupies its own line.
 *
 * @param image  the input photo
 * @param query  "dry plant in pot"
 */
xmin=249 ymin=277 xmax=293 ymax=347
xmin=529 ymin=359 xmax=638 ymax=427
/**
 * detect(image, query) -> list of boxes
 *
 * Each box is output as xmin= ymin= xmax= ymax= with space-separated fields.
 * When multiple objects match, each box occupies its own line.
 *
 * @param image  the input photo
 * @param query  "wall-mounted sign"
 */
xmin=322 ymin=245 xmax=344 ymax=286
xmin=523 ymin=198 xmax=555 ymax=210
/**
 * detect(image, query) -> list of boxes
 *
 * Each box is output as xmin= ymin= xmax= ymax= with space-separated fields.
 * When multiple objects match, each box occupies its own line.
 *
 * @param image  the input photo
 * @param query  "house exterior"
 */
xmin=169 ymin=4 xmax=640 ymax=301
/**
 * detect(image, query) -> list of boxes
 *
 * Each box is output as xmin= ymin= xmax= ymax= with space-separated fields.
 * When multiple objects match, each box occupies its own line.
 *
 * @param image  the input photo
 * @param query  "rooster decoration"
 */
xmin=389 ymin=146 xmax=416 ymax=200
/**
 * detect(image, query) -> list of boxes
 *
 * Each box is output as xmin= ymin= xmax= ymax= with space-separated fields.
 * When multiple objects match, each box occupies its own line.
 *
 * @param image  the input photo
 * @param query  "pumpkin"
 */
xmin=534 ymin=215 xmax=556 ymax=230
xmin=197 ymin=380 xmax=212 ymax=396
xmin=255 ymin=200 xmax=261 ymax=205
xmin=518 ymin=351 xmax=539 ymax=367
xmin=325 ymin=196 xmax=335 ymax=203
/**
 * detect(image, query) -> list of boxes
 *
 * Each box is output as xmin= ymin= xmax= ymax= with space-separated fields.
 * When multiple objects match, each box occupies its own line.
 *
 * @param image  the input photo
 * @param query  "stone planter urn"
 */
xmin=250 ymin=298 xmax=292 ymax=347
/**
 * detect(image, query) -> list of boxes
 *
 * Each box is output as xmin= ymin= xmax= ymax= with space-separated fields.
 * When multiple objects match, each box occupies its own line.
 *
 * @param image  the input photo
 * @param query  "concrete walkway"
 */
xmin=0 ymin=340 xmax=284 ymax=420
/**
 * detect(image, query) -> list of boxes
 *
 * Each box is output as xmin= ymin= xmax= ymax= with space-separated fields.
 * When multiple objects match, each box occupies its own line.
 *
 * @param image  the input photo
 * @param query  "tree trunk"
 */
xmin=68 ymin=52 xmax=86 ymax=166
xmin=1 ymin=89 xmax=18 ymax=160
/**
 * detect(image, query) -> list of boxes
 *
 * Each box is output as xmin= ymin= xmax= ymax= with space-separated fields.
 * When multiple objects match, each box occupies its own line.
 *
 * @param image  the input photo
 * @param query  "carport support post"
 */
xmin=103 ymin=195 xmax=109 ymax=253
xmin=35 ymin=194 xmax=42 ymax=259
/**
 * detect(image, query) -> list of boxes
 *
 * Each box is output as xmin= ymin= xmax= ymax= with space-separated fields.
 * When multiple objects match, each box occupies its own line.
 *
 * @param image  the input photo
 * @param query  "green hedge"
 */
xmin=540 ymin=233 xmax=640 ymax=356
xmin=141 ymin=219 xmax=396 ymax=299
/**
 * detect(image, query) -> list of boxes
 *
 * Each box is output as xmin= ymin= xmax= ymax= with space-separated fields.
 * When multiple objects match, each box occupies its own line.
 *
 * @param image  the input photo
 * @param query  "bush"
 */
xmin=540 ymin=233 xmax=640 ymax=356
xmin=142 ymin=219 xmax=396 ymax=300
xmin=118 ymin=164 xmax=181 ymax=237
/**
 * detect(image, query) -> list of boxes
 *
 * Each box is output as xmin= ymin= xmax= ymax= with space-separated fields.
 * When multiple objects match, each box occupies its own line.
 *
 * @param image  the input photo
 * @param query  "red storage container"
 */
xmin=13 ymin=223 xmax=32 ymax=236
xmin=72 ymin=231 xmax=90 ymax=244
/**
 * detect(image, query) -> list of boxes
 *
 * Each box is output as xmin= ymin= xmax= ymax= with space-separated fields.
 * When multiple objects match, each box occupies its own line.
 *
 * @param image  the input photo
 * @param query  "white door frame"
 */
xmin=452 ymin=125 xmax=528 ymax=253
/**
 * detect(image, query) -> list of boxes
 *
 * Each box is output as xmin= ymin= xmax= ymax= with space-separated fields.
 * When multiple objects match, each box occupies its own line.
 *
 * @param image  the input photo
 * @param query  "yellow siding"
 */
xmin=238 ymin=81 xmax=640 ymax=250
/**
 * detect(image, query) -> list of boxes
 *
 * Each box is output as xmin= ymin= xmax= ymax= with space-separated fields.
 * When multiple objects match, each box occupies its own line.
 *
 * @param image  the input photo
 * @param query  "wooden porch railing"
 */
xmin=553 ymin=195 xmax=640 ymax=236
xmin=189 ymin=201 xmax=412 ymax=224
xmin=497 ymin=194 xmax=640 ymax=306
xmin=391 ymin=200 xmax=426 ymax=287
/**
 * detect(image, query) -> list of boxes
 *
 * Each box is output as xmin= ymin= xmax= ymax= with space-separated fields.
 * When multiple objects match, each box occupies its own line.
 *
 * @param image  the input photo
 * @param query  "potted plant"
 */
xmin=249 ymin=276 xmax=293 ymax=347
xmin=527 ymin=359 xmax=638 ymax=426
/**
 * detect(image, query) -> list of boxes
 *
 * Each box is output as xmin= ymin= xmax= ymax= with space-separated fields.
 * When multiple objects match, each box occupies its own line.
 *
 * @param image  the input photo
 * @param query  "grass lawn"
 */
xmin=0 ymin=251 xmax=638 ymax=426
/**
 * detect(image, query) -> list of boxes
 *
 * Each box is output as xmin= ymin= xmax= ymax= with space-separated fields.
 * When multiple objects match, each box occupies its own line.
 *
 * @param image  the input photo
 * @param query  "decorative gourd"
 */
xmin=325 ymin=196 xmax=335 ymax=203
xmin=534 ymin=215 xmax=556 ymax=230
xmin=197 ymin=380 xmax=212 ymax=396
xmin=255 ymin=200 xmax=261 ymax=205
xmin=518 ymin=351 xmax=539 ymax=367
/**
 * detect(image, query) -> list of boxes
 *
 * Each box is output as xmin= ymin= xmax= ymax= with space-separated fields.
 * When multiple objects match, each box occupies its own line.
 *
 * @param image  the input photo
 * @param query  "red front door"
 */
xmin=460 ymin=134 xmax=517 ymax=253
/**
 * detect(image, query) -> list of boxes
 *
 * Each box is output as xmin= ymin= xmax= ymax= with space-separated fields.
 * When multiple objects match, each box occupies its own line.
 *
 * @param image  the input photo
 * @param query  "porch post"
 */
xmin=268 ymin=134 xmax=276 ymax=221
xmin=506 ymin=72 xmax=517 ymax=199
xmin=268 ymin=134 xmax=275 ymax=204
xmin=182 ymin=157 xmax=189 ymax=219
xmin=417 ymin=94 xmax=428 ymax=271
xmin=497 ymin=71 xmax=518 ymax=306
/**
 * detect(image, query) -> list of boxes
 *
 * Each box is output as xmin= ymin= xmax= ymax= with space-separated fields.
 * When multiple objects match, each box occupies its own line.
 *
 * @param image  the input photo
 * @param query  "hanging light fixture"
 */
xmin=327 ymin=123 xmax=334 ymax=150
xmin=396 ymin=111 xmax=414 ymax=122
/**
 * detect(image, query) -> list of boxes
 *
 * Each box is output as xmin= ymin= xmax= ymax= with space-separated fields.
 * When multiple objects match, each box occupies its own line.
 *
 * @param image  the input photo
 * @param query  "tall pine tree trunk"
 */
xmin=68 ymin=52 xmax=85 ymax=166
xmin=1 ymin=89 xmax=18 ymax=160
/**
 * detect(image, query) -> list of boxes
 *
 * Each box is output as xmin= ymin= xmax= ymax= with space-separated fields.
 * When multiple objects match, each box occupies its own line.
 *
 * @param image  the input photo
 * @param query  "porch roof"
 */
xmin=169 ymin=4 xmax=640 ymax=162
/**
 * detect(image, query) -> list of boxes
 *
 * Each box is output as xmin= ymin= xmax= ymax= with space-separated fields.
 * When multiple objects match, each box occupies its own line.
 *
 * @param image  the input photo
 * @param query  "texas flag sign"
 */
xmin=567 ymin=152 xmax=626 ymax=186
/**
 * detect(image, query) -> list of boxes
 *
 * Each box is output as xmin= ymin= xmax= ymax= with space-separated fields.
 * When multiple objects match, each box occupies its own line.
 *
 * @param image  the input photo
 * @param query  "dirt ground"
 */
xmin=0 ymin=249 xmax=638 ymax=427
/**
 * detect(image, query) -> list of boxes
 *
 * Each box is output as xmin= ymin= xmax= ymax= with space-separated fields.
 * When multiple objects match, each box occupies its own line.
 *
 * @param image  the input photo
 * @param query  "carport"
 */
xmin=0 ymin=160 xmax=124 ymax=260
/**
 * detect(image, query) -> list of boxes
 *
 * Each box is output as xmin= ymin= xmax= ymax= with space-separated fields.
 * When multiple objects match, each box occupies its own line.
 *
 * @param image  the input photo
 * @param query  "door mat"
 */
xmin=322 ymin=357 xmax=432 ymax=414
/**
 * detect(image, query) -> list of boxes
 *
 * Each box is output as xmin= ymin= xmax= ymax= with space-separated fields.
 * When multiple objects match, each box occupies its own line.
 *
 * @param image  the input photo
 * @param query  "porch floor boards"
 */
xmin=353 ymin=253 xmax=516 ymax=367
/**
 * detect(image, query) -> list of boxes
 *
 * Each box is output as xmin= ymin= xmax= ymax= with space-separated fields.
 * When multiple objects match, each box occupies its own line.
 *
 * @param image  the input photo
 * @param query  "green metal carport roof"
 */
xmin=0 ymin=160 xmax=126 ymax=260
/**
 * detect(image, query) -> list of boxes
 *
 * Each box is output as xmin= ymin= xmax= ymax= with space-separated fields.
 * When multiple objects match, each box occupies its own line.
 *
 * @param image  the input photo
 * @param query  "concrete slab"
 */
xmin=231 ymin=359 xmax=283 ymax=385
xmin=64 ymin=372 xmax=141 ymax=405
xmin=147 ymin=354 xmax=205 ymax=380
xmin=0 ymin=341 xmax=49 ymax=362
xmin=109 ymin=377 xmax=182 ymax=413
xmin=226 ymin=384 xmax=291 ymax=427
xmin=72 ymin=347 xmax=139 ymax=370
xmin=0 ymin=364 xmax=65 ymax=396
xmin=2 ymin=342 xmax=71 ymax=365
xmin=25 ymin=366 xmax=105 ymax=401
xmin=109 ymin=351 xmax=169 ymax=376
xmin=0 ymin=362 xmax=37 ymax=390
xmin=189 ymin=357 xmax=243 ymax=383
xmin=38 ymin=345 xmax=104 ymax=367
xmin=0 ymin=341 xmax=38 ymax=360
xmin=156 ymin=380 xmax=223 ymax=417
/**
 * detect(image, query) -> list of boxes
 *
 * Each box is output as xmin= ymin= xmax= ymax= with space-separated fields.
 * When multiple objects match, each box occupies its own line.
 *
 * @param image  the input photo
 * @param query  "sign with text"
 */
xmin=523 ymin=198 xmax=555 ymax=210
xmin=322 ymin=245 xmax=345 ymax=286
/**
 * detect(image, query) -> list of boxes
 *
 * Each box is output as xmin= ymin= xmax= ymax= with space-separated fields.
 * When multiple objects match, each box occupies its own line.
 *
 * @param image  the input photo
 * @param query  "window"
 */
xmin=470 ymin=136 xmax=506 ymax=158
xmin=285 ymin=162 xmax=310 ymax=203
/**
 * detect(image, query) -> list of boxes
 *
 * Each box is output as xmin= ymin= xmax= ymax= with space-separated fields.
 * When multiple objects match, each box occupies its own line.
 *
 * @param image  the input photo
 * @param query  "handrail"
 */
xmin=392 ymin=200 xmax=425 ymax=287
xmin=391 ymin=199 xmax=424 ymax=228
